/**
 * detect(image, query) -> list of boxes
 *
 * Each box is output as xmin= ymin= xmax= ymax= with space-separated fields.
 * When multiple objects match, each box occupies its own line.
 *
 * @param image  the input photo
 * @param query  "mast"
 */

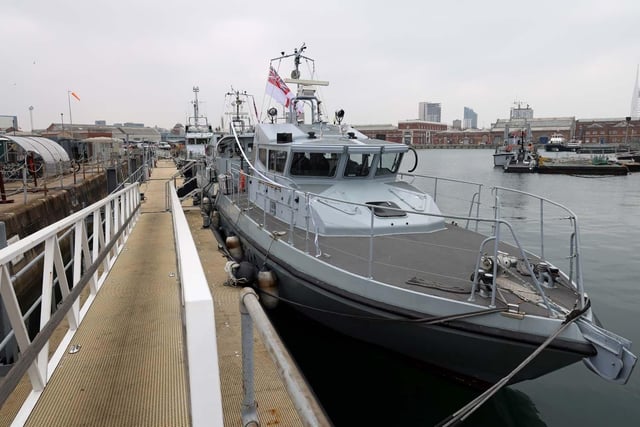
xmin=270 ymin=44 xmax=328 ymax=125
xmin=192 ymin=86 xmax=200 ymax=126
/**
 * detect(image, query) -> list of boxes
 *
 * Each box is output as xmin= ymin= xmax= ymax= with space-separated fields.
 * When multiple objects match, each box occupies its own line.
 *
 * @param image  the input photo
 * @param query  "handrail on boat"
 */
xmin=220 ymin=167 xmax=586 ymax=316
xmin=491 ymin=186 xmax=585 ymax=309
xmin=397 ymin=171 xmax=484 ymax=228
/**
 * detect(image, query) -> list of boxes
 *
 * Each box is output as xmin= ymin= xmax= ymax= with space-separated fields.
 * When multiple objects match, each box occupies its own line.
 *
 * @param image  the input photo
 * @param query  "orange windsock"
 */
xmin=71 ymin=91 xmax=80 ymax=101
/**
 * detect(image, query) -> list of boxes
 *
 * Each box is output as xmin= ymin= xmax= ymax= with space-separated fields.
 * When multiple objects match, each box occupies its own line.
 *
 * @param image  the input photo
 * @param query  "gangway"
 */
xmin=0 ymin=159 xmax=328 ymax=426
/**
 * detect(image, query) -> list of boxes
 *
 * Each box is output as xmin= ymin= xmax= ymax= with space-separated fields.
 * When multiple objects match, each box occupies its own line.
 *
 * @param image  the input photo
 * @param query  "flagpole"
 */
xmin=67 ymin=91 xmax=73 ymax=139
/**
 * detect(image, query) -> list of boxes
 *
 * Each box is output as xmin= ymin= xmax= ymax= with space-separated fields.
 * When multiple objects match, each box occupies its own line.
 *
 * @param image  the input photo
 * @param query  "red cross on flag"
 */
xmin=266 ymin=66 xmax=294 ymax=108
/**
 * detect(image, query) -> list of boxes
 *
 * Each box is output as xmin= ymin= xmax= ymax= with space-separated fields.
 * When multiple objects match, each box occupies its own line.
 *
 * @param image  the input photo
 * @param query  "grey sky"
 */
xmin=2 ymin=0 xmax=639 ymax=131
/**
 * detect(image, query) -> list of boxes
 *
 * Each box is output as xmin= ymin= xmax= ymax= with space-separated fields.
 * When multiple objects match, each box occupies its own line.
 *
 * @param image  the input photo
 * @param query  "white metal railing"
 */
xmin=221 ymin=167 xmax=585 ymax=316
xmin=0 ymin=183 xmax=140 ymax=424
xmin=167 ymin=181 xmax=223 ymax=427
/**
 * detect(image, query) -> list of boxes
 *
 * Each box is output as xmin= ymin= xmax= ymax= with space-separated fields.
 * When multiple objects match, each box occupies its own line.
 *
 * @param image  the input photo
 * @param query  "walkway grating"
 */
xmin=24 ymin=162 xmax=190 ymax=426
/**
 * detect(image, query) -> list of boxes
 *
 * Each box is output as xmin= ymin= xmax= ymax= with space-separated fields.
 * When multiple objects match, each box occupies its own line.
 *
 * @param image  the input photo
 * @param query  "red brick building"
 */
xmin=575 ymin=118 xmax=639 ymax=145
xmin=356 ymin=117 xmax=640 ymax=147
xmin=356 ymin=120 xmax=448 ymax=145
xmin=356 ymin=121 xmax=490 ymax=146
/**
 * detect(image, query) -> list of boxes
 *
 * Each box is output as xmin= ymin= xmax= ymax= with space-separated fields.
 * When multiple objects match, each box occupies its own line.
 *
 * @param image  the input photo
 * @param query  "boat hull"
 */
xmin=213 ymin=197 xmax=592 ymax=385
xmin=493 ymin=152 xmax=514 ymax=167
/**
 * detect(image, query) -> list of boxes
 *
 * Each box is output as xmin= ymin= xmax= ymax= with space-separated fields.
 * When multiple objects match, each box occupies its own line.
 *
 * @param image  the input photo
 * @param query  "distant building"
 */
xmin=398 ymin=120 xmax=447 ymax=145
xmin=356 ymin=121 xmax=447 ymax=145
xmin=452 ymin=119 xmax=462 ymax=130
xmin=418 ymin=102 xmax=441 ymax=123
xmin=488 ymin=102 xmax=576 ymax=145
xmin=430 ymin=128 xmax=493 ymax=145
xmin=354 ymin=124 xmax=402 ymax=143
xmin=0 ymin=115 xmax=18 ymax=132
xmin=491 ymin=116 xmax=575 ymax=145
xmin=575 ymin=118 xmax=639 ymax=145
xmin=95 ymin=120 xmax=107 ymax=126
xmin=510 ymin=102 xmax=534 ymax=120
xmin=41 ymin=123 xmax=161 ymax=143
xmin=463 ymin=107 xmax=478 ymax=129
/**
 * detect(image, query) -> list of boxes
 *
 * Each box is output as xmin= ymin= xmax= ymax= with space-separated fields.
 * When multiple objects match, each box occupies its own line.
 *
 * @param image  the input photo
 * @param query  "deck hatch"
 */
xmin=367 ymin=201 xmax=406 ymax=217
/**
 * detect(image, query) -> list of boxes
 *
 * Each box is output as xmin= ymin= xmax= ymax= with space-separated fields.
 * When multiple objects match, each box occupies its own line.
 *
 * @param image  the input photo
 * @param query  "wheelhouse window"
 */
xmin=268 ymin=150 xmax=287 ymax=173
xmin=344 ymin=153 xmax=373 ymax=177
xmin=258 ymin=148 xmax=267 ymax=165
xmin=290 ymin=152 xmax=337 ymax=177
xmin=375 ymin=152 xmax=403 ymax=176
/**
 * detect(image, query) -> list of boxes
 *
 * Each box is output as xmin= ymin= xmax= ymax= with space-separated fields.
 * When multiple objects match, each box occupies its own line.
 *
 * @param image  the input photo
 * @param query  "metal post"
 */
xmin=368 ymin=206 xmax=374 ymax=279
xmin=240 ymin=288 xmax=331 ymax=427
xmin=43 ymin=163 xmax=48 ymax=196
xmin=22 ymin=154 xmax=27 ymax=205
xmin=240 ymin=294 xmax=259 ymax=427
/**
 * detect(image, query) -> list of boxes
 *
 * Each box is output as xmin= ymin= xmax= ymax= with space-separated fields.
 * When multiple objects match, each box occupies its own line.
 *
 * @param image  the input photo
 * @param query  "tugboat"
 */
xmin=204 ymin=44 xmax=636 ymax=386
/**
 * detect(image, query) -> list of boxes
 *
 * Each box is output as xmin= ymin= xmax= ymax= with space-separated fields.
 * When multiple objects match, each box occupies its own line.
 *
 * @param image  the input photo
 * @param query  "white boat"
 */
xmin=177 ymin=87 xmax=216 ymax=178
xmin=503 ymin=147 xmax=538 ymax=173
xmin=545 ymin=133 xmax=582 ymax=152
xmin=549 ymin=132 xmax=567 ymax=145
xmin=494 ymin=130 xmax=534 ymax=167
xmin=196 ymin=89 xmax=255 ymax=190
xmin=493 ymin=143 xmax=516 ymax=167
xmin=203 ymin=45 xmax=636 ymax=386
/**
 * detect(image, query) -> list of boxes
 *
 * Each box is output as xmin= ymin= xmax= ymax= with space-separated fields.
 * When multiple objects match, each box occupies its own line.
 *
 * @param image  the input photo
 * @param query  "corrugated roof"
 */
xmin=3 ymin=135 xmax=70 ymax=163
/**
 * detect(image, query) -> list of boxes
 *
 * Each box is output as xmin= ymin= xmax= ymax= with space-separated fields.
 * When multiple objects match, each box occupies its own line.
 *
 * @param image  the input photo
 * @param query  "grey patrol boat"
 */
xmin=203 ymin=44 xmax=636 ymax=386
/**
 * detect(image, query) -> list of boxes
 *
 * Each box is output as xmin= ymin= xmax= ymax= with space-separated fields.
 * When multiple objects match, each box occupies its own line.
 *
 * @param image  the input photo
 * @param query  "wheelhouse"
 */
xmin=254 ymin=143 xmax=405 ymax=180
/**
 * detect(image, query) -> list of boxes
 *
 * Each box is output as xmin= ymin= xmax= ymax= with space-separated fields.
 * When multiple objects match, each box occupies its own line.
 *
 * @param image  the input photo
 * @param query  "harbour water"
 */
xmin=268 ymin=149 xmax=640 ymax=426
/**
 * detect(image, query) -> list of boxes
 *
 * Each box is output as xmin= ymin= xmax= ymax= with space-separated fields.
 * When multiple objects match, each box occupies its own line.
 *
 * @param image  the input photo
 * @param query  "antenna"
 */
xmin=192 ymin=86 xmax=200 ymax=124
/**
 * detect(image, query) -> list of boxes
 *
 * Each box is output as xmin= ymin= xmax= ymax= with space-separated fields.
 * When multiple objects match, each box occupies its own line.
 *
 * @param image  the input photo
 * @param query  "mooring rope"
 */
xmin=435 ymin=299 xmax=591 ymax=427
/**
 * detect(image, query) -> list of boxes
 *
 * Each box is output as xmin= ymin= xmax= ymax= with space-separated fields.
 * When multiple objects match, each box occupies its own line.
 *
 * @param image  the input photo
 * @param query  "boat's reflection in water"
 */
xmin=268 ymin=303 xmax=547 ymax=427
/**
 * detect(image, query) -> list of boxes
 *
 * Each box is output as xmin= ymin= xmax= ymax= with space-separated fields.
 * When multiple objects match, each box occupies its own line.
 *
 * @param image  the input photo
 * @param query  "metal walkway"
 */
xmin=24 ymin=162 xmax=190 ymax=426
xmin=0 ymin=159 xmax=314 ymax=426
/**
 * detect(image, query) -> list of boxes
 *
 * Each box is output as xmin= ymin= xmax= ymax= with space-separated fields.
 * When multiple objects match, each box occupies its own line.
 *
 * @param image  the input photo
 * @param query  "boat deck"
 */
xmin=238 ymin=194 xmax=581 ymax=319
xmin=1 ymin=160 xmax=302 ymax=426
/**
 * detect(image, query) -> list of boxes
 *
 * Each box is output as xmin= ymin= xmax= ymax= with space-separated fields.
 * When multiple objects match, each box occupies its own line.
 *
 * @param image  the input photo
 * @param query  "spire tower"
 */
xmin=631 ymin=65 xmax=640 ymax=119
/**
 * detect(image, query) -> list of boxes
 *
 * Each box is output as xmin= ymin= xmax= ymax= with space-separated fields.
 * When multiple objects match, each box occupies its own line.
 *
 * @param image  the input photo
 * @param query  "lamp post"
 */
xmin=60 ymin=113 xmax=64 ymax=138
xmin=28 ymin=106 xmax=34 ymax=133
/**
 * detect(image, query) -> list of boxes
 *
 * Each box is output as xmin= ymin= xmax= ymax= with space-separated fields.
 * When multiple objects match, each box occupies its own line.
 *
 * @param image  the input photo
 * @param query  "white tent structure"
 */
xmin=1 ymin=135 xmax=71 ymax=178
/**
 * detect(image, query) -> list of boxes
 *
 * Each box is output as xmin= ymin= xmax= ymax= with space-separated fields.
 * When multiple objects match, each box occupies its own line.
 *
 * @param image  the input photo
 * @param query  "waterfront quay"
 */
xmin=0 ymin=159 xmax=316 ymax=426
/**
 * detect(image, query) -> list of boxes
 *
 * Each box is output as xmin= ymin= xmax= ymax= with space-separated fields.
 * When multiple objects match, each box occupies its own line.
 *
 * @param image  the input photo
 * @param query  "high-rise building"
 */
xmin=463 ymin=107 xmax=478 ymax=129
xmin=419 ymin=102 xmax=441 ymax=122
